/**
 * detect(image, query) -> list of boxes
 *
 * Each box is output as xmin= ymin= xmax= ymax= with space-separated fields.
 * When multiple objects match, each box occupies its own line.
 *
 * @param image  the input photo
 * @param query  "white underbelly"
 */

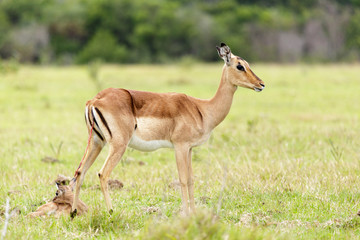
xmin=128 ymin=133 xmax=174 ymax=152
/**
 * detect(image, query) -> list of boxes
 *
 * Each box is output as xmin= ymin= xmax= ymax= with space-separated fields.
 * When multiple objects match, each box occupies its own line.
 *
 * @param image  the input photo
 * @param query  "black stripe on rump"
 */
xmin=93 ymin=128 xmax=104 ymax=141
xmin=87 ymin=106 xmax=93 ymax=126
xmin=92 ymin=118 xmax=105 ymax=141
xmin=95 ymin=107 xmax=112 ymax=138
xmin=89 ymin=107 xmax=104 ymax=141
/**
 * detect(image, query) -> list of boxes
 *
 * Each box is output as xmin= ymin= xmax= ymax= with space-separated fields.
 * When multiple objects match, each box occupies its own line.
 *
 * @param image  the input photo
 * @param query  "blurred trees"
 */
xmin=0 ymin=0 xmax=359 ymax=63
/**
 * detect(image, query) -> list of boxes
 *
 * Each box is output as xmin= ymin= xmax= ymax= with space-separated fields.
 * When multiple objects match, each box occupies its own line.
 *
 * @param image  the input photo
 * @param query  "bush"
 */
xmin=346 ymin=10 xmax=360 ymax=51
xmin=77 ymin=30 xmax=127 ymax=63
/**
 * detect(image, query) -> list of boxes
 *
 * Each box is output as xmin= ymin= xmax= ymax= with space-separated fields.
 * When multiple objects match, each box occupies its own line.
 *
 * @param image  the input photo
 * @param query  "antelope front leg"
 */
xmin=175 ymin=145 xmax=191 ymax=215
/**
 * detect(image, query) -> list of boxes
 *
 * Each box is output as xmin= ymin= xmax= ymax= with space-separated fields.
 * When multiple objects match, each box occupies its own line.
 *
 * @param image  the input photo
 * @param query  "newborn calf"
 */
xmin=28 ymin=183 xmax=88 ymax=218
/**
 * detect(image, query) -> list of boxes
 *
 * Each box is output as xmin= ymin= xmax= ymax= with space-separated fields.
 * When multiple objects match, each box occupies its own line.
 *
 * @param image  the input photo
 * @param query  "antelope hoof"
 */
xmin=70 ymin=209 xmax=77 ymax=219
xmin=109 ymin=209 xmax=113 ymax=215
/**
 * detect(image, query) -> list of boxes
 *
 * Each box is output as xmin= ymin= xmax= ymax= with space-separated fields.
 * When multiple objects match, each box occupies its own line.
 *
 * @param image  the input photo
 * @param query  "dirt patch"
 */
xmin=200 ymin=196 xmax=211 ymax=204
xmin=41 ymin=156 xmax=59 ymax=164
xmin=168 ymin=180 xmax=181 ymax=189
xmin=142 ymin=206 xmax=160 ymax=214
xmin=108 ymin=179 xmax=124 ymax=190
xmin=90 ymin=179 xmax=124 ymax=190
xmin=7 ymin=190 xmax=21 ymax=195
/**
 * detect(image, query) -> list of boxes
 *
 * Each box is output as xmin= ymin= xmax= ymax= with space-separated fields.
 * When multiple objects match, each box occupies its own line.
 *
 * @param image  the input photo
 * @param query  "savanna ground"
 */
xmin=1 ymin=62 xmax=360 ymax=239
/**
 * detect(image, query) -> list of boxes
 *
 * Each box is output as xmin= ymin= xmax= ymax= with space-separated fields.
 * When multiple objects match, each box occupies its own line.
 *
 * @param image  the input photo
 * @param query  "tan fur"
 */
xmin=71 ymin=43 xmax=265 ymax=216
xmin=28 ymin=185 xmax=88 ymax=218
xmin=54 ymin=174 xmax=72 ymax=186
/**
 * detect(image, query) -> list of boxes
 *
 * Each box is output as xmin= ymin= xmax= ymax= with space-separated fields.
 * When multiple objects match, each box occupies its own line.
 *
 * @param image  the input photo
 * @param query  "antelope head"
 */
xmin=53 ymin=182 xmax=73 ymax=205
xmin=216 ymin=43 xmax=265 ymax=92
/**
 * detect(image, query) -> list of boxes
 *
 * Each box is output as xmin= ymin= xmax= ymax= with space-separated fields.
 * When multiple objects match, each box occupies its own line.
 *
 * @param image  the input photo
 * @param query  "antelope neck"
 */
xmin=204 ymin=65 xmax=237 ymax=129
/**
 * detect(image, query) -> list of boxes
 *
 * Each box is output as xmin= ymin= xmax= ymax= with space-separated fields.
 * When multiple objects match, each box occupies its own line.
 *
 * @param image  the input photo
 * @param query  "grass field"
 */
xmin=1 ymin=63 xmax=360 ymax=239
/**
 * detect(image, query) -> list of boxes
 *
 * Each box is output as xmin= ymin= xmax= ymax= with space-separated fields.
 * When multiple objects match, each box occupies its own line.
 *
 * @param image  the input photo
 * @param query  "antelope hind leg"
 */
xmin=71 ymin=137 xmax=103 ymax=218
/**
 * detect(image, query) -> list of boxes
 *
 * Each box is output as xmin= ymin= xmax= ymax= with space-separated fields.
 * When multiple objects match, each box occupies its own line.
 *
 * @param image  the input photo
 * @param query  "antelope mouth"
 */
xmin=254 ymin=83 xmax=265 ymax=92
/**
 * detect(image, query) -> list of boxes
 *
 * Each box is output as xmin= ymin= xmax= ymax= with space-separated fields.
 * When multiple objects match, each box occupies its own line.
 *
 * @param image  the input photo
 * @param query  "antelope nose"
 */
xmin=260 ymin=83 xmax=265 ymax=87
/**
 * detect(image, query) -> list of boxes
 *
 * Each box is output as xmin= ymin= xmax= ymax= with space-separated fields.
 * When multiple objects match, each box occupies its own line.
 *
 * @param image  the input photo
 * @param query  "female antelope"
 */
xmin=70 ymin=43 xmax=265 ymax=217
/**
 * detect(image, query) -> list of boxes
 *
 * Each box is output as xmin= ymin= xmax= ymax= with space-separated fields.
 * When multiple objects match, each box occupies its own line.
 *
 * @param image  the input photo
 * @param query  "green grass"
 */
xmin=1 ymin=63 xmax=360 ymax=239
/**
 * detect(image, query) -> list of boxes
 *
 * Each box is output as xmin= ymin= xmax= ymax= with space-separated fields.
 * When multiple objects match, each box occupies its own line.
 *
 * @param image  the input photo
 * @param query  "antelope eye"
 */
xmin=237 ymin=64 xmax=245 ymax=71
xmin=56 ymin=192 xmax=59 ymax=196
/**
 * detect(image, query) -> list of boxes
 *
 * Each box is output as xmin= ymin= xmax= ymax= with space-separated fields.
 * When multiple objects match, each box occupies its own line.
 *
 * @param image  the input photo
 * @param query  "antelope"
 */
xmin=70 ymin=43 xmax=265 ymax=217
xmin=28 ymin=183 xmax=87 ymax=218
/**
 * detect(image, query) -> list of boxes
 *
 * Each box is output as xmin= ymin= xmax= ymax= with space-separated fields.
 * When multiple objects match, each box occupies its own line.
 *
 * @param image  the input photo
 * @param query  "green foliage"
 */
xmin=0 ymin=10 xmax=10 ymax=47
xmin=0 ymin=0 xmax=48 ymax=24
xmin=346 ymin=10 xmax=360 ymax=50
xmin=77 ymin=30 xmax=127 ymax=63
xmin=131 ymin=1 xmax=200 ymax=62
xmin=45 ymin=0 xmax=87 ymax=57
xmin=0 ymin=0 xmax=360 ymax=63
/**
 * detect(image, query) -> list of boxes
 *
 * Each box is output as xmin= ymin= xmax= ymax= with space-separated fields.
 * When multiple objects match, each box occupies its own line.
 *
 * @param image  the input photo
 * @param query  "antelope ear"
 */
xmin=55 ymin=182 xmax=60 ymax=190
xmin=69 ymin=178 xmax=76 ymax=192
xmin=216 ymin=43 xmax=232 ymax=65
